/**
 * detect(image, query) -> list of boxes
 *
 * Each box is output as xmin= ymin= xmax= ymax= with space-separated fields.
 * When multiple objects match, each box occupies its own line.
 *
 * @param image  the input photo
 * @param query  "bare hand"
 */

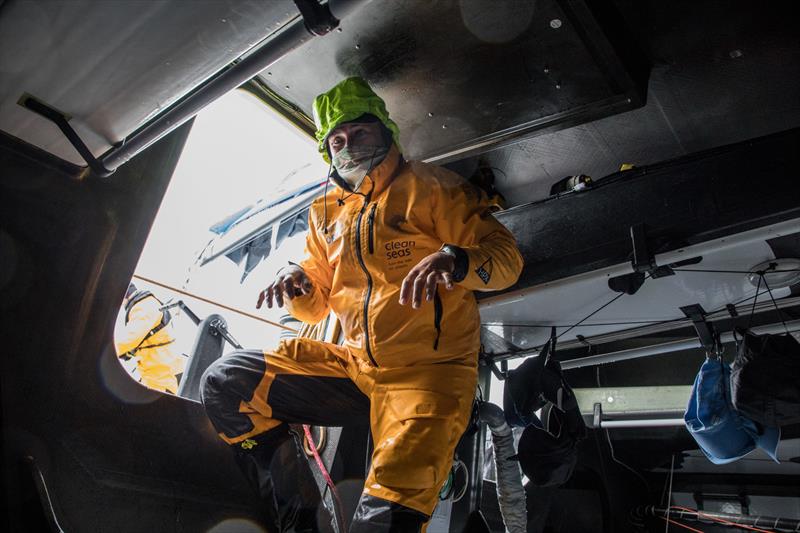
xmin=257 ymin=266 xmax=313 ymax=309
xmin=399 ymin=252 xmax=455 ymax=309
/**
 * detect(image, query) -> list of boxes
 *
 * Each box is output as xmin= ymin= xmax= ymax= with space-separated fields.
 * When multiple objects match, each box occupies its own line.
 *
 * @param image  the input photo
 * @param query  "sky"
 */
xmin=116 ymin=90 xmax=328 ymax=365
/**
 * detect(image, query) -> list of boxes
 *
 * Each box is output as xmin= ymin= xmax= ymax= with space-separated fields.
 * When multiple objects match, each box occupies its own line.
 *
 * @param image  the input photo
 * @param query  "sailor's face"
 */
xmin=327 ymin=122 xmax=383 ymax=157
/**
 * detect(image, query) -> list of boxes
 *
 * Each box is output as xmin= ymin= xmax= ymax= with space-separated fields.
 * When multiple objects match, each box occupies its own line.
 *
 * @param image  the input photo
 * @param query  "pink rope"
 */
xmin=303 ymin=425 xmax=347 ymax=531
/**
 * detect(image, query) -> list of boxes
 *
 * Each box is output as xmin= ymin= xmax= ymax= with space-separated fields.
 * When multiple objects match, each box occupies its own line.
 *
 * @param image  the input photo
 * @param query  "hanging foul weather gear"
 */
xmin=115 ymin=291 xmax=185 ymax=393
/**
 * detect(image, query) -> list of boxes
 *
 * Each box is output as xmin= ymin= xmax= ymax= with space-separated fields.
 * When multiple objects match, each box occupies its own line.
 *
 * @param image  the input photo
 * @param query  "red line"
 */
xmin=671 ymin=507 xmax=777 ymax=533
xmin=660 ymin=516 xmax=706 ymax=533
xmin=304 ymin=425 xmax=347 ymax=530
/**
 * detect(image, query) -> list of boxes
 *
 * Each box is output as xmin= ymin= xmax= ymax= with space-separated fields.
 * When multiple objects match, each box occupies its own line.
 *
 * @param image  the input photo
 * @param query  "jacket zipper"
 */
xmin=355 ymin=199 xmax=378 ymax=366
xmin=367 ymin=203 xmax=377 ymax=254
xmin=433 ymin=290 xmax=443 ymax=350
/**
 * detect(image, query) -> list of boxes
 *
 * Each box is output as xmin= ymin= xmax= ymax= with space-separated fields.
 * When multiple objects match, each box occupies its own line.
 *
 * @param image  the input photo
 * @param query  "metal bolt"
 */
xmin=550 ymin=18 xmax=562 ymax=29
xmin=442 ymin=124 xmax=448 ymax=129
xmin=221 ymin=18 xmax=227 ymax=23
xmin=285 ymin=85 xmax=290 ymax=90
xmin=729 ymin=49 xmax=744 ymax=59
xmin=543 ymin=66 xmax=550 ymax=74
xmin=555 ymin=82 xmax=561 ymax=89
xmin=607 ymin=396 xmax=615 ymax=403
xmin=428 ymin=112 xmax=434 ymax=117
xmin=355 ymin=44 xmax=361 ymax=50
xmin=337 ymin=27 xmax=343 ymax=33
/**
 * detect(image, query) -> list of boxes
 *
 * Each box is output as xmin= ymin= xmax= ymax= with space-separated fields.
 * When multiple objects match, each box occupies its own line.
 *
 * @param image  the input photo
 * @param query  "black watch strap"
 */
xmin=440 ymin=244 xmax=468 ymax=282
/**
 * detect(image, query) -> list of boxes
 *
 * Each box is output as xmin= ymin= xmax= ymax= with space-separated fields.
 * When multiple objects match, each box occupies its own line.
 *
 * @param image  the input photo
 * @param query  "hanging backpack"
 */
xmin=731 ymin=328 xmax=800 ymax=427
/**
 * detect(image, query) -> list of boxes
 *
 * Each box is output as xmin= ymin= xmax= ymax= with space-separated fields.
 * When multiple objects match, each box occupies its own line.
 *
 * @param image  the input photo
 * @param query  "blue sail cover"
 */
xmin=685 ymin=357 xmax=780 ymax=465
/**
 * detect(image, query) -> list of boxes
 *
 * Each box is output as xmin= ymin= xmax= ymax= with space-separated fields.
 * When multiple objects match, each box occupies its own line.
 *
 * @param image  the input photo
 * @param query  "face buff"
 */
xmin=332 ymin=143 xmax=389 ymax=192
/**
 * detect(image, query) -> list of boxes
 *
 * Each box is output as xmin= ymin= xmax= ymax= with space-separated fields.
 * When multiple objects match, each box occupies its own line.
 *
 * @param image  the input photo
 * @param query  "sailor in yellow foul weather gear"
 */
xmin=115 ymin=283 xmax=185 ymax=394
xmin=201 ymin=77 xmax=523 ymax=531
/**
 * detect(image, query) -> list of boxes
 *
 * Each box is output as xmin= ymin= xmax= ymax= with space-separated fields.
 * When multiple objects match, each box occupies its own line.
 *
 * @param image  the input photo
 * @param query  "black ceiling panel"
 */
xmin=259 ymin=0 xmax=647 ymax=162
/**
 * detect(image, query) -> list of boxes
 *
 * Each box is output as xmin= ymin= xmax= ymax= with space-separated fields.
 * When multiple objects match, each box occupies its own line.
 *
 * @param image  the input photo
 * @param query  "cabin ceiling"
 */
xmin=0 ymin=0 xmax=298 ymax=165
xmin=0 ymin=1 xmax=797 ymax=208
xmin=480 ymin=0 xmax=800 ymax=205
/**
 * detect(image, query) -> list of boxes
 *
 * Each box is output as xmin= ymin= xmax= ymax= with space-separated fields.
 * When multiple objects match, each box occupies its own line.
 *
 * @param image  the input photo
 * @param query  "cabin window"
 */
xmin=113 ymin=89 xmax=327 ymax=395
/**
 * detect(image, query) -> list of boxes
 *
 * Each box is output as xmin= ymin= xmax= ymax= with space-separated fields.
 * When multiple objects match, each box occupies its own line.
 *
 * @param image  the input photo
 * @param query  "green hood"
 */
xmin=312 ymin=77 xmax=401 ymax=163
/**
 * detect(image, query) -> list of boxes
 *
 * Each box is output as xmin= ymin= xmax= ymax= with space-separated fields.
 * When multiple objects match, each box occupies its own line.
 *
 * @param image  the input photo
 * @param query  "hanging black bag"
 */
xmin=731 ymin=328 xmax=800 ymax=427
xmin=516 ymin=403 xmax=585 ymax=487
xmin=504 ymin=327 xmax=587 ymax=486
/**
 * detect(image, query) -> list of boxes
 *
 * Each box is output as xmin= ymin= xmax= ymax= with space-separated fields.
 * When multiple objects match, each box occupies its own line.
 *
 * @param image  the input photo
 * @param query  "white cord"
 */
xmin=597 ymin=368 xmax=650 ymax=491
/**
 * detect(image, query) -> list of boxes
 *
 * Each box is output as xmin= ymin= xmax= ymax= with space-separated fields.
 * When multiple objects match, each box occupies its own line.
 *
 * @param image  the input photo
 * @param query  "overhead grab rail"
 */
xmin=18 ymin=0 xmax=370 ymax=177
xmin=559 ymin=319 xmax=800 ymax=370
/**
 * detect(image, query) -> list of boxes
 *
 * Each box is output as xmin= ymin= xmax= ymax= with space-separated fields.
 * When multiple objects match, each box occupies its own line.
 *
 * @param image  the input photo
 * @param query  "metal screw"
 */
xmin=550 ymin=18 xmax=562 ymax=29
xmin=337 ymin=27 xmax=343 ymax=33
xmin=729 ymin=49 xmax=744 ymax=59
xmin=555 ymin=82 xmax=561 ymax=89
xmin=285 ymin=85 xmax=290 ymax=90
xmin=543 ymin=66 xmax=550 ymax=74
xmin=428 ymin=112 xmax=434 ymax=117
xmin=442 ymin=124 xmax=448 ymax=129
xmin=355 ymin=44 xmax=361 ymax=50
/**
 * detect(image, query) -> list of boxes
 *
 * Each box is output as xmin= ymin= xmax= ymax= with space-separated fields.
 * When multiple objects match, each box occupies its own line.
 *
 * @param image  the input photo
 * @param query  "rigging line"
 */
xmin=131 ymin=273 xmax=298 ymax=332
xmin=489 ymin=287 xmax=781 ymax=359
xmin=486 ymin=286 xmax=779 ymax=332
xmin=484 ymin=318 xmax=687 ymax=328
xmin=748 ymin=275 xmax=763 ymax=330
xmin=489 ymin=283 xmax=781 ymax=359
xmin=672 ymin=268 xmax=800 ymax=274
xmin=664 ymin=454 xmax=675 ymax=533
xmin=556 ymin=281 xmax=638 ymax=340
xmin=761 ymin=276 xmax=791 ymax=335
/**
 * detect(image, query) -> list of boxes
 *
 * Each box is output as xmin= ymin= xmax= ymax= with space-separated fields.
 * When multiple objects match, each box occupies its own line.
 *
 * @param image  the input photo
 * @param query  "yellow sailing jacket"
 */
xmin=115 ymin=293 xmax=185 ymax=393
xmin=287 ymin=145 xmax=523 ymax=367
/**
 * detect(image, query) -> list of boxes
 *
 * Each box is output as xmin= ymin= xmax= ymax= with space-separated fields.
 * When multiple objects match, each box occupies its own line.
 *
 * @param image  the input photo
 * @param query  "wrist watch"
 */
xmin=439 ymin=244 xmax=468 ymax=282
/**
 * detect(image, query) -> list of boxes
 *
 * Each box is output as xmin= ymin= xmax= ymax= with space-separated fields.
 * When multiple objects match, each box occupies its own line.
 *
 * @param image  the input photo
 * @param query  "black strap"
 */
xmin=123 ymin=291 xmax=172 ymax=356
xmin=120 ymin=339 xmax=175 ymax=360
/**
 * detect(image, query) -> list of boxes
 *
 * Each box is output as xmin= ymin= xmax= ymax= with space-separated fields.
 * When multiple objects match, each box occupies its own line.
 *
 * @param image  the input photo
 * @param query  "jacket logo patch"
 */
xmin=384 ymin=239 xmax=416 ymax=270
xmin=475 ymin=257 xmax=493 ymax=285
xmin=325 ymin=220 xmax=343 ymax=244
